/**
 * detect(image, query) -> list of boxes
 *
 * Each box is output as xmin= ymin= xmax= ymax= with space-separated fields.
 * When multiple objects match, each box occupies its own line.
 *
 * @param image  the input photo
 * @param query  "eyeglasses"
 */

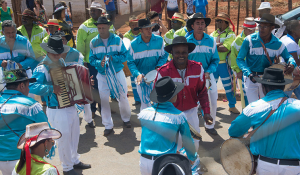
xmin=172 ymin=20 xmax=179 ymax=23
xmin=216 ymin=19 xmax=223 ymax=23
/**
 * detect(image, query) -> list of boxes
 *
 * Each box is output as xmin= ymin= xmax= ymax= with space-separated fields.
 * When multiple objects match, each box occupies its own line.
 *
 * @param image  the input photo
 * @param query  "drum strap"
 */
xmin=259 ymin=40 xmax=273 ymax=66
xmin=246 ymin=97 xmax=288 ymax=139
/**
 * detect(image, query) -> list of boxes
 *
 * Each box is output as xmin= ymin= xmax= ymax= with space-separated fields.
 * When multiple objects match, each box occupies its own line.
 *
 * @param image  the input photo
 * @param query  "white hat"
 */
xmin=87 ymin=1 xmax=106 ymax=13
xmin=258 ymin=2 xmax=272 ymax=10
xmin=241 ymin=17 xmax=257 ymax=30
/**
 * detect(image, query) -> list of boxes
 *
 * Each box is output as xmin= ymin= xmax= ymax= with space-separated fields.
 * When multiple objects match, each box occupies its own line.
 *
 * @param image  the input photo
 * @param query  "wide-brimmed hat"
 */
xmin=53 ymin=3 xmax=67 ymax=14
xmin=133 ymin=18 xmax=157 ymax=31
xmin=254 ymin=68 xmax=293 ymax=85
xmin=164 ymin=36 xmax=196 ymax=53
xmin=168 ymin=12 xmax=186 ymax=26
xmin=214 ymin=12 xmax=235 ymax=32
xmin=86 ymin=1 xmax=106 ymax=13
xmin=152 ymin=154 xmax=192 ymax=175
xmin=53 ymin=31 xmax=72 ymax=42
xmin=187 ymin=12 xmax=211 ymax=29
xmin=18 ymin=9 xmax=38 ymax=21
xmin=44 ymin=19 xmax=62 ymax=28
xmin=150 ymin=76 xmax=184 ymax=103
xmin=258 ymin=2 xmax=272 ymax=10
xmin=125 ymin=15 xmax=139 ymax=26
xmin=255 ymin=13 xmax=280 ymax=28
xmin=1 ymin=69 xmax=36 ymax=84
xmin=40 ymin=35 xmax=70 ymax=54
xmin=241 ymin=17 xmax=256 ymax=30
xmin=94 ymin=16 xmax=111 ymax=26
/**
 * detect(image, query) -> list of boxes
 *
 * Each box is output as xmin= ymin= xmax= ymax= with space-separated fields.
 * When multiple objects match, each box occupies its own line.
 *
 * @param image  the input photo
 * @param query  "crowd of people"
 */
xmin=0 ymin=0 xmax=300 ymax=175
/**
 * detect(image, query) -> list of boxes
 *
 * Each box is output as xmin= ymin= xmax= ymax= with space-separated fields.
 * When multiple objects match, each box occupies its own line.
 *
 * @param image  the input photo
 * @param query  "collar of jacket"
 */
xmin=137 ymin=33 xmax=158 ymax=44
xmin=190 ymin=32 xmax=210 ymax=43
xmin=1 ymin=89 xmax=23 ymax=95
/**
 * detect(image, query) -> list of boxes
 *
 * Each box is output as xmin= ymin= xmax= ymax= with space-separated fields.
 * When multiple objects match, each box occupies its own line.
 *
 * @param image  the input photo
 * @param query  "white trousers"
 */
xmin=139 ymin=156 xmax=155 ymax=175
xmin=256 ymin=159 xmax=300 ymax=175
xmin=83 ymin=104 xmax=93 ymax=123
xmin=137 ymin=84 xmax=152 ymax=111
xmin=204 ymin=73 xmax=218 ymax=129
xmin=26 ymin=69 xmax=35 ymax=99
xmin=47 ymin=106 xmax=80 ymax=171
xmin=0 ymin=160 xmax=18 ymax=175
xmin=96 ymin=70 xmax=131 ymax=129
xmin=244 ymin=76 xmax=265 ymax=103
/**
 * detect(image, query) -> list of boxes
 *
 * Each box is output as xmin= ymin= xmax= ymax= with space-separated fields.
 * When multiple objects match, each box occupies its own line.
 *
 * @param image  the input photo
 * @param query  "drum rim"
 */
xmin=144 ymin=70 xmax=158 ymax=83
xmin=220 ymin=138 xmax=254 ymax=175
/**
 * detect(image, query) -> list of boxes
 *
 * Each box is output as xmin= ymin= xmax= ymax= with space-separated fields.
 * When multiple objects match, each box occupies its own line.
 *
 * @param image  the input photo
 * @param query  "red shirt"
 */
xmin=155 ymin=60 xmax=210 ymax=114
xmin=149 ymin=0 xmax=164 ymax=13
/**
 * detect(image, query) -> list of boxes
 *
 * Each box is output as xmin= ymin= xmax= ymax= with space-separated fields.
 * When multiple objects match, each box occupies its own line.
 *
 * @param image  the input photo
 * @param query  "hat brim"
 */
xmin=254 ymin=20 xmax=280 ymax=28
xmin=253 ymin=77 xmax=293 ymax=85
xmin=164 ymin=42 xmax=196 ymax=54
xmin=167 ymin=18 xmax=186 ymax=26
xmin=52 ymin=7 xmax=68 ymax=15
xmin=125 ymin=20 xmax=139 ymax=26
xmin=40 ymin=43 xmax=70 ymax=54
xmin=133 ymin=23 xmax=157 ymax=31
xmin=187 ymin=18 xmax=211 ymax=29
xmin=241 ymin=25 xmax=256 ymax=30
xmin=17 ymin=14 xmax=38 ymax=21
xmin=150 ymin=82 xmax=184 ymax=103
xmin=213 ymin=16 xmax=231 ymax=23
xmin=258 ymin=7 xmax=272 ymax=10
xmin=3 ymin=77 xmax=36 ymax=84
xmin=86 ymin=7 xmax=106 ymax=13
xmin=94 ymin=22 xmax=112 ymax=26
xmin=44 ymin=24 xmax=62 ymax=28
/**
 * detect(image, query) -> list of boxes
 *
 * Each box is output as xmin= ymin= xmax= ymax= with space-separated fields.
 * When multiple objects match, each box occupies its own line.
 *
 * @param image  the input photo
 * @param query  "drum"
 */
xmin=188 ymin=122 xmax=202 ymax=140
xmin=144 ymin=70 xmax=157 ymax=85
xmin=269 ymin=63 xmax=300 ymax=91
xmin=220 ymin=138 xmax=254 ymax=175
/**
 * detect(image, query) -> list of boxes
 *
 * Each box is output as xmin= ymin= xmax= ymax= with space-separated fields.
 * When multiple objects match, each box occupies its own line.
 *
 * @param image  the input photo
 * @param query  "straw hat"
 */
xmin=241 ymin=17 xmax=256 ymax=30
xmin=86 ymin=1 xmax=106 ymax=13
xmin=125 ymin=15 xmax=139 ymax=26
xmin=168 ymin=12 xmax=186 ymax=26
xmin=44 ymin=19 xmax=62 ymax=28
xmin=17 ymin=9 xmax=38 ymax=21
xmin=214 ymin=12 xmax=235 ymax=32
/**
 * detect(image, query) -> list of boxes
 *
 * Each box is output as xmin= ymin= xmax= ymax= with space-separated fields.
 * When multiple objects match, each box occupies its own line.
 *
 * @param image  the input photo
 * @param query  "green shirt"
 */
xmin=0 ymin=7 xmax=12 ymax=21
xmin=123 ymin=29 xmax=140 ymax=41
xmin=164 ymin=29 xmax=175 ymax=46
xmin=210 ymin=27 xmax=236 ymax=62
xmin=174 ymin=26 xmax=188 ymax=38
xmin=230 ymin=31 xmax=246 ymax=73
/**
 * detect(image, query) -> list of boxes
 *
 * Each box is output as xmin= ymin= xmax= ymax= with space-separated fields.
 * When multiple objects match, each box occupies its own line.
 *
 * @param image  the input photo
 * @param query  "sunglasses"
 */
xmin=172 ymin=20 xmax=180 ymax=23
xmin=216 ymin=19 xmax=224 ymax=23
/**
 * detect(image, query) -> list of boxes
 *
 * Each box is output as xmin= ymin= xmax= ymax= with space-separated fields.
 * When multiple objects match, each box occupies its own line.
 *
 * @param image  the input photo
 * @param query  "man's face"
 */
xmin=3 ymin=26 xmax=16 ymax=42
xmin=172 ymin=44 xmax=189 ymax=67
xmin=21 ymin=16 xmax=33 ymax=26
xmin=48 ymin=25 xmax=59 ymax=35
xmin=97 ymin=24 xmax=110 ymax=37
xmin=244 ymin=27 xmax=255 ymax=36
xmin=140 ymin=27 xmax=152 ymax=38
xmin=216 ymin=19 xmax=228 ymax=31
xmin=129 ymin=22 xmax=139 ymax=34
xmin=259 ymin=23 xmax=274 ymax=38
xmin=48 ymin=52 xmax=62 ymax=62
xmin=258 ymin=9 xmax=271 ymax=18
xmin=18 ymin=80 xmax=30 ymax=96
xmin=171 ymin=20 xmax=182 ymax=31
xmin=62 ymin=36 xmax=68 ymax=45
xmin=192 ymin=19 xmax=206 ymax=34
xmin=90 ymin=8 xmax=102 ymax=20
xmin=294 ymin=21 xmax=300 ymax=38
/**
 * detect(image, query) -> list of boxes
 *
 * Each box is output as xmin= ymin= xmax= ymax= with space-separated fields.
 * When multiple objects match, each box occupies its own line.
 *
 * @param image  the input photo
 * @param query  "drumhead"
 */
xmin=144 ymin=70 xmax=157 ymax=84
xmin=123 ymin=38 xmax=131 ymax=50
xmin=220 ymin=138 xmax=254 ymax=175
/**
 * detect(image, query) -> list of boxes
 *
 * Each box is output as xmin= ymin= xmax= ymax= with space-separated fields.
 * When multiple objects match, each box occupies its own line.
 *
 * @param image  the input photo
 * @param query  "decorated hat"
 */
xmin=44 ymin=19 xmax=62 ymax=28
xmin=133 ymin=18 xmax=157 ymax=31
xmin=18 ymin=9 xmax=38 ymax=21
xmin=255 ymin=13 xmax=280 ymax=28
xmin=258 ymin=2 xmax=272 ymax=10
xmin=168 ymin=12 xmax=186 ymax=26
xmin=86 ymin=1 xmax=106 ymax=13
xmin=53 ymin=3 xmax=67 ymax=14
xmin=254 ymin=68 xmax=293 ymax=85
xmin=125 ymin=15 xmax=139 ymax=26
xmin=94 ymin=16 xmax=111 ymax=26
xmin=164 ymin=36 xmax=196 ymax=53
xmin=214 ymin=12 xmax=235 ymax=32
xmin=241 ymin=17 xmax=256 ymax=30
xmin=187 ymin=12 xmax=211 ymax=29
xmin=1 ymin=69 xmax=36 ymax=84
xmin=53 ymin=30 xmax=72 ymax=42
xmin=40 ymin=35 xmax=70 ymax=54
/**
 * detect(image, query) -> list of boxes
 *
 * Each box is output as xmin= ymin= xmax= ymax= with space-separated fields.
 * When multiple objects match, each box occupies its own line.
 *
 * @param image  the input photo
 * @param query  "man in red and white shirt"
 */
xmin=154 ymin=36 xmax=213 ymax=150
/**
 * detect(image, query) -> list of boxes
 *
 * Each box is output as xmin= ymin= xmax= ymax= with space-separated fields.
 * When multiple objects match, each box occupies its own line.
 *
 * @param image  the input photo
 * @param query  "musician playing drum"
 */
xmin=154 ymin=36 xmax=213 ymax=151
xmin=29 ymin=35 xmax=91 ymax=175
xmin=229 ymin=68 xmax=300 ymax=175
xmin=236 ymin=14 xmax=296 ymax=103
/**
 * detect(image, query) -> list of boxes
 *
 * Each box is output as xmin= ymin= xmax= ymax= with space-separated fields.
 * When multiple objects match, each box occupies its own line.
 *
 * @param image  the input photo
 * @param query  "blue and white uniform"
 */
xmin=229 ymin=90 xmax=300 ymax=174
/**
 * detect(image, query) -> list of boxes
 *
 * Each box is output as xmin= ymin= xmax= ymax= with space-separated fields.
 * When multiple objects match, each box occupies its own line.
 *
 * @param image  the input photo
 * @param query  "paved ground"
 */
xmin=45 ymin=92 xmax=243 ymax=175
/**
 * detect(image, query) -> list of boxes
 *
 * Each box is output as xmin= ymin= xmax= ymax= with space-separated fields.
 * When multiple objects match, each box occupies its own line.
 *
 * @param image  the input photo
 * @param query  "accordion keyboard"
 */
xmin=51 ymin=68 xmax=71 ymax=108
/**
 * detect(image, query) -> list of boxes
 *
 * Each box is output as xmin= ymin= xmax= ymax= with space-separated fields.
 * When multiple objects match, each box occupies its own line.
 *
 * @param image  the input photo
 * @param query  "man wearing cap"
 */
xmin=185 ymin=13 xmax=219 ymax=135
xmin=138 ymin=76 xmax=197 ymax=175
xmin=42 ymin=19 xmax=62 ymax=44
xmin=127 ymin=18 xmax=168 ymax=111
xmin=76 ymin=2 xmax=105 ymax=117
xmin=229 ymin=68 xmax=300 ymax=174
xmin=155 ymin=36 xmax=213 ymax=148
xmin=236 ymin=14 xmax=296 ymax=104
xmin=164 ymin=12 xmax=185 ymax=47
xmin=30 ymin=35 xmax=91 ymax=175
xmin=17 ymin=9 xmax=48 ymax=62
xmin=230 ymin=17 xmax=256 ymax=108
xmin=0 ymin=69 xmax=48 ymax=175
xmin=89 ymin=16 xmax=131 ymax=136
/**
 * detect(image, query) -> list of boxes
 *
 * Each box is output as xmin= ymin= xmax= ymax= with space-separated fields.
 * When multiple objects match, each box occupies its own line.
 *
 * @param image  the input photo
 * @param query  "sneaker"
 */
xmin=123 ymin=121 xmax=132 ymax=128
xmin=132 ymin=101 xmax=141 ymax=106
xmin=205 ymin=128 xmax=218 ymax=135
xmin=103 ymin=129 xmax=114 ymax=136
xmin=73 ymin=162 xmax=91 ymax=169
xmin=88 ymin=121 xmax=95 ymax=128
xmin=63 ymin=169 xmax=78 ymax=175
xmin=229 ymin=107 xmax=240 ymax=114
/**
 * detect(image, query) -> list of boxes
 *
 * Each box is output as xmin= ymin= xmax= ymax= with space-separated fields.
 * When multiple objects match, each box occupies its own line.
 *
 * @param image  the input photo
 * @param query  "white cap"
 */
xmin=258 ymin=2 xmax=272 ymax=10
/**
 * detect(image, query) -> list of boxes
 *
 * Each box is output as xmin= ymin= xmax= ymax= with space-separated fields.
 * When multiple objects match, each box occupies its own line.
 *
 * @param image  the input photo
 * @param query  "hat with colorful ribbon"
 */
xmin=214 ymin=12 xmax=235 ymax=32
xmin=168 ymin=12 xmax=186 ymax=26
xmin=1 ymin=69 xmax=36 ymax=84
xmin=241 ymin=17 xmax=257 ymax=30
xmin=18 ymin=9 xmax=38 ymax=21
xmin=125 ymin=15 xmax=139 ymax=25
xmin=44 ymin=19 xmax=62 ymax=28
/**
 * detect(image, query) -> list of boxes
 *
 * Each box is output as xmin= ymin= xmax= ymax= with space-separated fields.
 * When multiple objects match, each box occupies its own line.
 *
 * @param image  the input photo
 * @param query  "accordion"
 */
xmin=50 ymin=65 xmax=93 ymax=108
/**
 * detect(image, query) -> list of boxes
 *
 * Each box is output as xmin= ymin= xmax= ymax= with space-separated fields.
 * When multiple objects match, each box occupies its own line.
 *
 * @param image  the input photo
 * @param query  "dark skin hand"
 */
xmin=53 ymin=85 xmax=62 ymax=95
xmin=284 ymin=63 xmax=294 ymax=75
xmin=101 ymin=55 xmax=112 ymax=67
xmin=237 ymin=72 xmax=243 ymax=80
xmin=203 ymin=114 xmax=213 ymax=125
xmin=90 ymin=75 xmax=95 ymax=87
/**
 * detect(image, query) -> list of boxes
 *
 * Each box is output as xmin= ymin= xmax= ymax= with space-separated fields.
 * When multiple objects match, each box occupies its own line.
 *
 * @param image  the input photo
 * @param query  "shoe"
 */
xmin=88 ymin=121 xmax=95 ymax=128
xmin=132 ymin=101 xmax=141 ymax=106
xmin=205 ymin=128 xmax=218 ymax=135
xmin=229 ymin=107 xmax=240 ymax=114
xmin=103 ymin=129 xmax=114 ymax=136
xmin=73 ymin=162 xmax=91 ymax=169
xmin=92 ymin=112 xmax=96 ymax=119
xmin=63 ymin=169 xmax=78 ymax=175
xmin=123 ymin=121 xmax=131 ymax=128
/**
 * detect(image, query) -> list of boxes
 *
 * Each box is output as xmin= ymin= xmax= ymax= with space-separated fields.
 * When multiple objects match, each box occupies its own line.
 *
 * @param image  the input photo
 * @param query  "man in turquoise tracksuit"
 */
xmin=127 ymin=18 xmax=168 ymax=111
xmin=0 ymin=69 xmax=48 ymax=175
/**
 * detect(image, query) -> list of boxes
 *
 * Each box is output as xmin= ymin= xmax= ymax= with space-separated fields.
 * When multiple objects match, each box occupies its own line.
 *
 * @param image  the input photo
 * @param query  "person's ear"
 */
xmin=191 ymin=24 xmax=194 ymax=30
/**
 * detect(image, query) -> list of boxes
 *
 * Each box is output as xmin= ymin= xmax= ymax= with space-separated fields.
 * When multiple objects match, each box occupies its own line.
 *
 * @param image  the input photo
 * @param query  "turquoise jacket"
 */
xmin=229 ymin=90 xmax=300 ymax=159
xmin=236 ymin=33 xmax=296 ymax=77
xmin=89 ymin=33 xmax=128 ymax=75
xmin=127 ymin=34 xmax=168 ymax=77
xmin=0 ymin=90 xmax=48 ymax=161
xmin=187 ymin=33 xmax=220 ymax=73
xmin=64 ymin=47 xmax=84 ymax=66
xmin=138 ymin=102 xmax=197 ymax=161
xmin=0 ymin=34 xmax=38 ymax=70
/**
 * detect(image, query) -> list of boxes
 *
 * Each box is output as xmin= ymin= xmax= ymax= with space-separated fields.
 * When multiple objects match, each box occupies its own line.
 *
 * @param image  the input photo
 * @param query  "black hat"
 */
xmin=150 ymin=76 xmax=184 ymax=103
xmin=255 ymin=13 xmax=280 ymax=28
xmin=53 ymin=31 xmax=72 ymax=42
xmin=1 ymin=69 xmax=36 ymax=84
xmin=40 ymin=35 xmax=70 ymax=54
xmin=187 ymin=12 xmax=211 ymax=29
xmin=164 ymin=36 xmax=196 ymax=53
xmin=152 ymin=154 xmax=192 ymax=175
xmin=133 ymin=18 xmax=157 ymax=31
xmin=94 ymin=16 xmax=111 ymax=26
xmin=254 ymin=68 xmax=293 ymax=85
xmin=53 ymin=3 xmax=67 ymax=14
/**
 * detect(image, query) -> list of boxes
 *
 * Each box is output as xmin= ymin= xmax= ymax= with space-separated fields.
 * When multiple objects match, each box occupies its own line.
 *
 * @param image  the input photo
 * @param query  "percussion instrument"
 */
xmin=269 ymin=63 xmax=300 ymax=91
xmin=144 ymin=70 xmax=157 ymax=85
xmin=188 ymin=122 xmax=202 ymax=140
xmin=50 ymin=64 xmax=93 ymax=108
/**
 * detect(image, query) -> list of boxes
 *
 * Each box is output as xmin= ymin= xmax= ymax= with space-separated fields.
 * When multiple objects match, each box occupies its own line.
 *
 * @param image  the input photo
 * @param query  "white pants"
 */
xmin=96 ymin=70 xmax=131 ymax=129
xmin=26 ymin=69 xmax=35 ymax=99
xmin=256 ymin=159 xmax=300 ymax=175
xmin=204 ymin=73 xmax=218 ymax=129
xmin=47 ymin=106 xmax=80 ymax=171
xmin=83 ymin=104 xmax=93 ymax=123
xmin=0 ymin=160 xmax=18 ymax=175
xmin=244 ymin=76 xmax=265 ymax=103
xmin=137 ymin=84 xmax=152 ymax=111
xmin=139 ymin=156 xmax=155 ymax=175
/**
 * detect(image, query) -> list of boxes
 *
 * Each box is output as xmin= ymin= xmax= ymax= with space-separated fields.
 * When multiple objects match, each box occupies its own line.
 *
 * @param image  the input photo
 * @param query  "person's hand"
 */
xmin=53 ymin=85 xmax=62 ymax=95
xmin=293 ymin=67 xmax=300 ymax=77
xmin=136 ymin=74 xmax=144 ymax=85
xmin=203 ymin=114 xmax=213 ymax=125
xmin=17 ymin=63 xmax=22 ymax=69
xmin=101 ymin=56 xmax=109 ymax=67
xmin=249 ymin=74 xmax=257 ymax=83
xmin=90 ymin=75 xmax=95 ymax=87
xmin=205 ymin=72 xmax=210 ymax=80
xmin=237 ymin=72 xmax=243 ymax=80
xmin=1 ymin=60 xmax=7 ymax=68
xmin=284 ymin=63 xmax=294 ymax=75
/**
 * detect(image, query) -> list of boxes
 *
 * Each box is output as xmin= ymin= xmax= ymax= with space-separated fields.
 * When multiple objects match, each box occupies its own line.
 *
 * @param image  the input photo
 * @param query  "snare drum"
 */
xmin=144 ymin=70 xmax=157 ymax=85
